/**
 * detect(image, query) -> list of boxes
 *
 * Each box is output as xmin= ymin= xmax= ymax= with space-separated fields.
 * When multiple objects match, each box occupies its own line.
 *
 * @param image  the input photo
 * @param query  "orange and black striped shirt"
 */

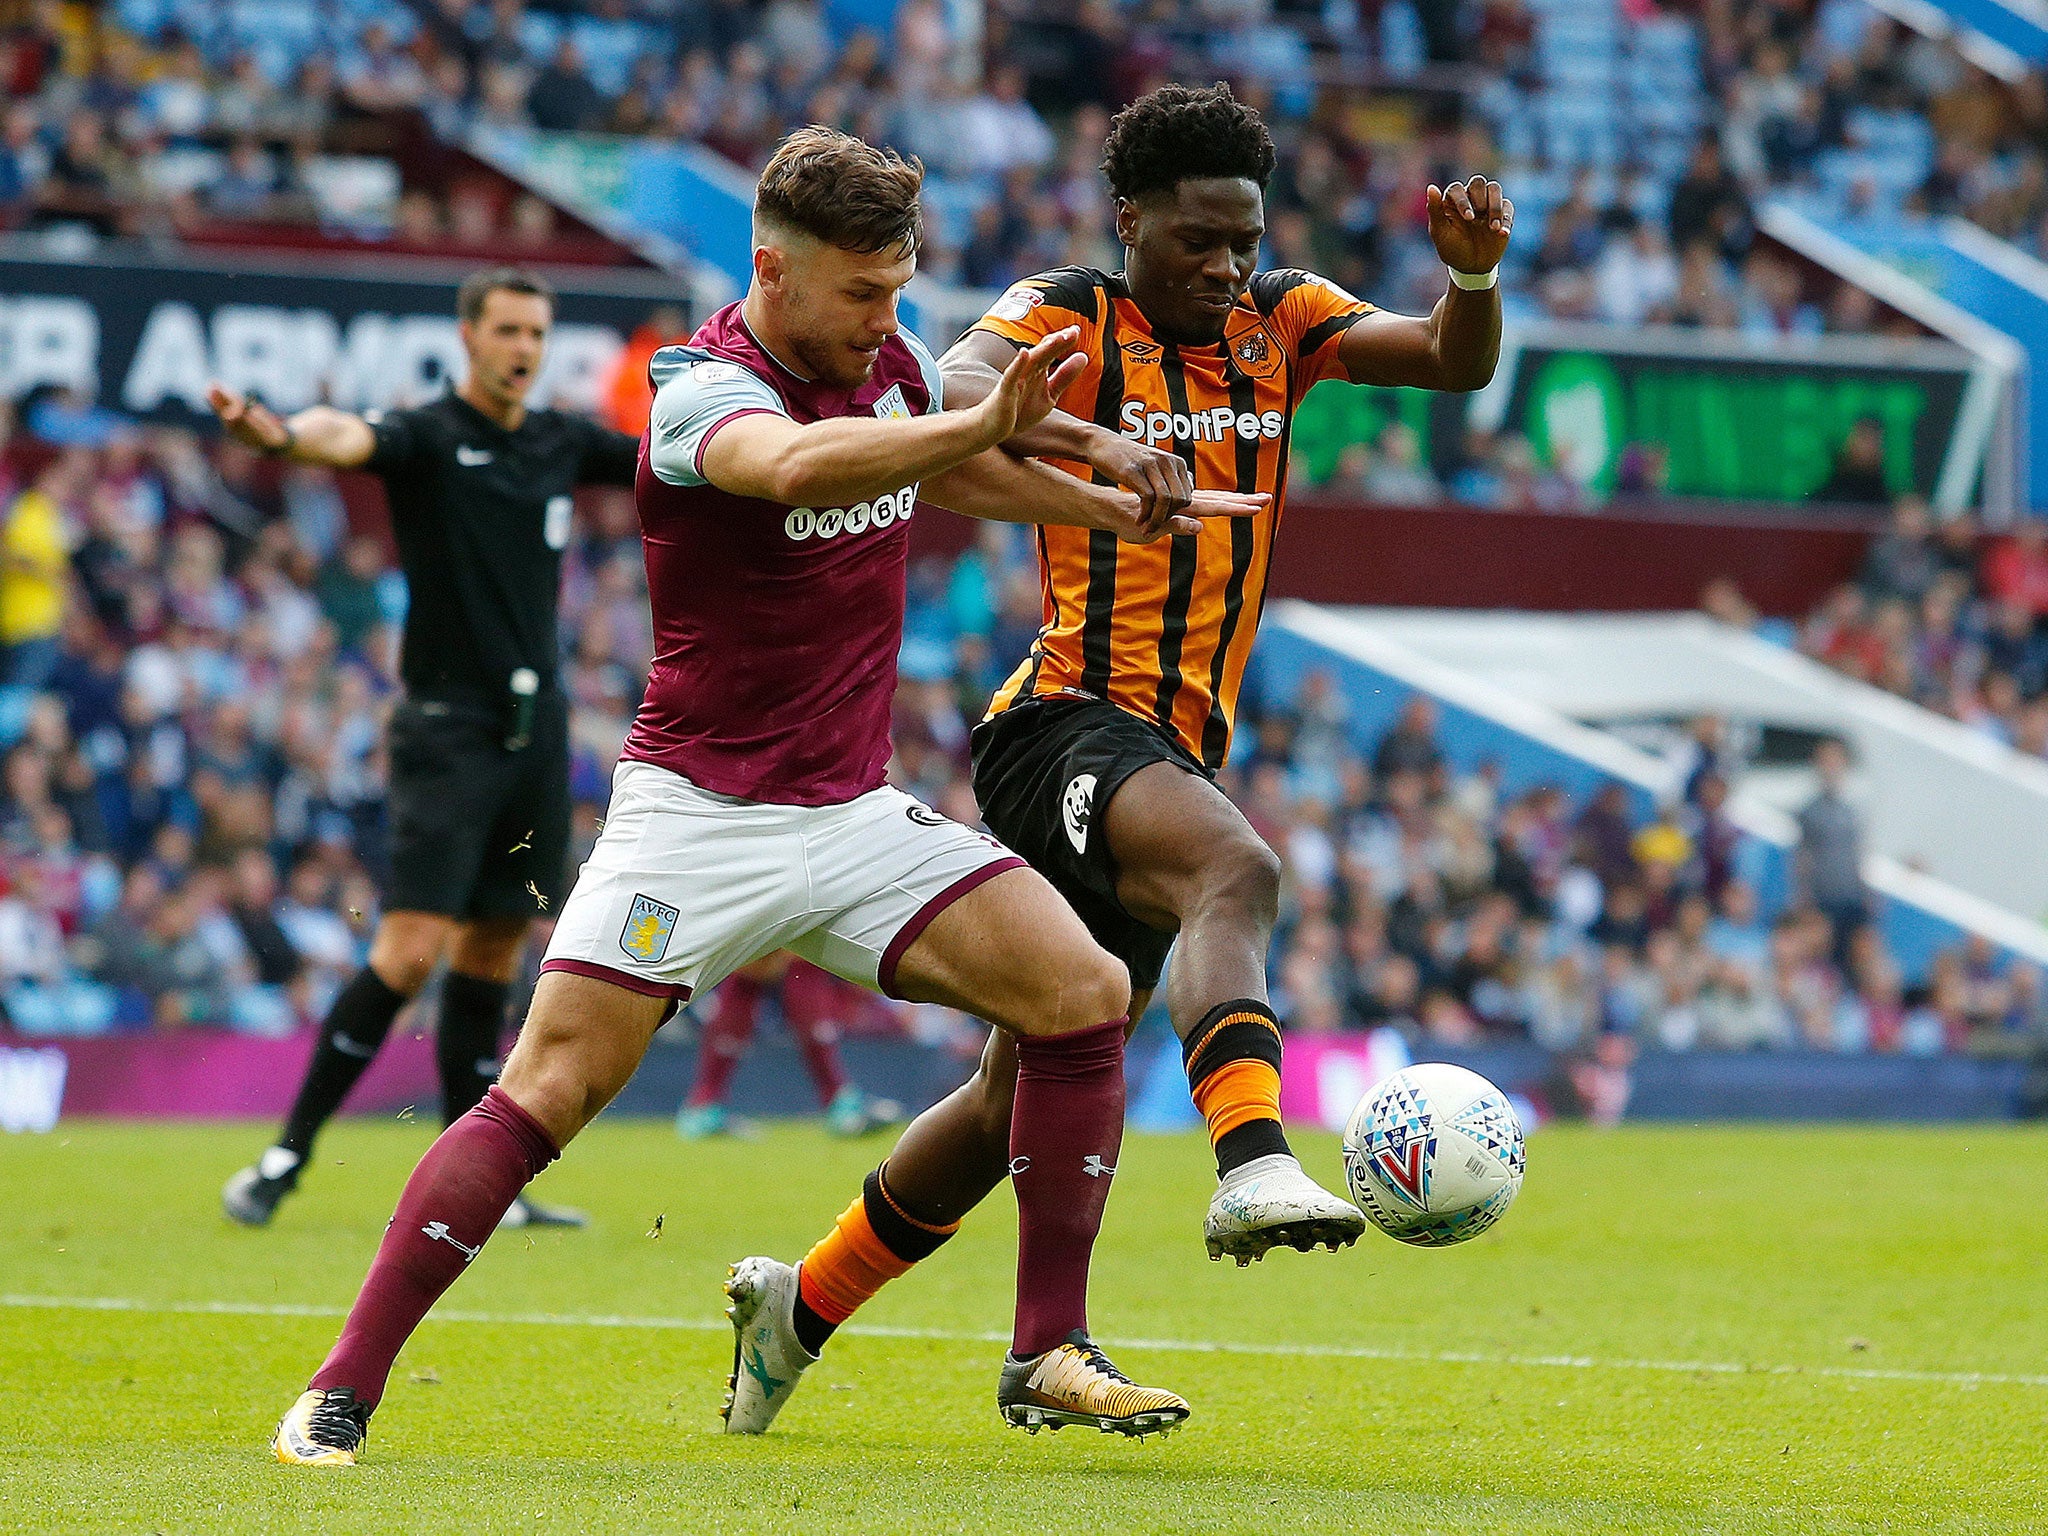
xmin=974 ymin=266 xmax=1374 ymax=769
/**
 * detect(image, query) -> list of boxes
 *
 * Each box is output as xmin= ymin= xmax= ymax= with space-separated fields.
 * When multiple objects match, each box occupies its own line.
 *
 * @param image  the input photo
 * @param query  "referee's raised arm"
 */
xmin=206 ymin=385 xmax=378 ymax=468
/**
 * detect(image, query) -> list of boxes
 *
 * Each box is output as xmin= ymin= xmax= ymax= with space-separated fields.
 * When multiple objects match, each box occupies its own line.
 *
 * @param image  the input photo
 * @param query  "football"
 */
xmin=1342 ymin=1064 xmax=1526 ymax=1247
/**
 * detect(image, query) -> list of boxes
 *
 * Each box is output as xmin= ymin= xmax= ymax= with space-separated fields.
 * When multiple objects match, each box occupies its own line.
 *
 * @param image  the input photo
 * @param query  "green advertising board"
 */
xmin=1291 ymin=379 xmax=1466 ymax=486
xmin=1509 ymin=344 xmax=1969 ymax=501
xmin=1288 ymin=325 xmax=1992 ymax=509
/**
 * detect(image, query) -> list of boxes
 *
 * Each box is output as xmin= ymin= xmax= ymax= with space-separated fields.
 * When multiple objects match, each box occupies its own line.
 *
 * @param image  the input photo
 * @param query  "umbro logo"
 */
xmin=455 ymin=446 xmax=494 ymax=467
xmin=1123 ymin=340 xmax=1161 ymax=363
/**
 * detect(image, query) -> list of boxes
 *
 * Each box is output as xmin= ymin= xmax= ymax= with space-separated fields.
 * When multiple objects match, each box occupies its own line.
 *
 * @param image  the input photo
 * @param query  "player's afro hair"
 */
xmin=1101 ymin=82 xmax=1277 ymax=203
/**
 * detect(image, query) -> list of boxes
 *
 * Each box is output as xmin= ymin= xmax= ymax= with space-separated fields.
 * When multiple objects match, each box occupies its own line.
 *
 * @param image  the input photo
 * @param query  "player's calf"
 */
xmin=271 ymin=977 xmax=666 ymax=1462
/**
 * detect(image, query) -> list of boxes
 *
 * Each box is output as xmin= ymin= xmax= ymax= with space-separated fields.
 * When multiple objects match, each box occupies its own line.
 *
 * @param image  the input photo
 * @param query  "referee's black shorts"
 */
xmin=385 ymin=690 xmax=571 ymax=922
xmin=970 ymin=694 xmax=1204 ymax=993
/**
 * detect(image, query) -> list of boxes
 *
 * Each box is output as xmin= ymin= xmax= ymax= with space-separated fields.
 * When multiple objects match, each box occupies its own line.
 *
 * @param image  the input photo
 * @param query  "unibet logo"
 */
xmin=1121 ymin=399 xmax=1284 ymax=447
xmin=784 ymin=485 xmax=917 ymax=542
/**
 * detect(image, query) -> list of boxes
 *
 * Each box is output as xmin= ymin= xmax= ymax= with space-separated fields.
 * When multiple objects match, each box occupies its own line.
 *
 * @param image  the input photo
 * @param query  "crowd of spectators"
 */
xmin=4 ymin=0 xmax=2042 ymax=1066
xmin=0 ymin=394 xmax=651 ymax=1037
xmin=0 ymin=368 xmax=2036 ymax=1072
xmin=1779 ymin=493 xmax=2048 ymax=762
xmin=1238 ymin=682 xmax=2045 ymax=1081
xmin=888 ymin=496 xmax=2048 ymax=1072
xmin=3 ymin=0 xmax=1957 ymax=332
xmin=0 ymin=0 xmax=589 ymax=250
xmin=1694 ymin=0 xmax=2048 ymax=260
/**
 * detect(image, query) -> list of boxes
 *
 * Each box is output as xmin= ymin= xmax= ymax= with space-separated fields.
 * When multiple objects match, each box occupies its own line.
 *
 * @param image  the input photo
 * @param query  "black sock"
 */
xmin=437 ymin=972 xmax=512 ymax=1127
xmin=277 ymin=967 xmax=411 ymax=1160
xmin=790 ymin=1295 xmax=836 ymax=1358
xmin=791 ymin=1165 xmax=955 ymax=1357
xmin=1181 ymin=997 xmax=1293 ymax=1177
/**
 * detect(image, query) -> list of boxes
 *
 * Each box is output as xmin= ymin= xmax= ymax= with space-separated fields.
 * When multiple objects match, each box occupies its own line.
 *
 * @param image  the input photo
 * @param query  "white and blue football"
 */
xmin=1341 ymin=1063 xmax=1525 ymax=1248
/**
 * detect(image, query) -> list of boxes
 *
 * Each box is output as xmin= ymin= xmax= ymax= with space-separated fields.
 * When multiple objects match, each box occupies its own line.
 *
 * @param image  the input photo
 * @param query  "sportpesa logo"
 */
xmin=784 ymin=485 xmax=917 ymax=542
xmin=1121 ymin=401 xmax=1286 ymax=448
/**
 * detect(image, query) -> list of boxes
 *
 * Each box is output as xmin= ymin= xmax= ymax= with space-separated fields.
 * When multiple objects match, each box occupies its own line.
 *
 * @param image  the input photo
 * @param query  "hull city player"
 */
xmin=268 ymin=128 xmax=1267 ymax=1465
xmin=727 ymin=82 xmax=1512 ymax=1433
xmin=215 ymin=269 xmax=641 ymax=1231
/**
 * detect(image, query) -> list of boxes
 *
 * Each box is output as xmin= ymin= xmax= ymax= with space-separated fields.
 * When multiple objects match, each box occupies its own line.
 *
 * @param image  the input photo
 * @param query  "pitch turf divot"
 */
xmin=5 ymin=1293 xmax=2045 ymax=1392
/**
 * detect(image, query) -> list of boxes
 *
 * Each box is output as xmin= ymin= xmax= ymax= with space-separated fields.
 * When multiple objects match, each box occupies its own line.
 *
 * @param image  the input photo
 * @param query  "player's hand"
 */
xmin=976 ymin=326 xmax=1086 ymax=446
xmin=1088 ymin=433 xmax=1195 ymax=537
xmin=1098 ymin=489 xmax=1269 ymax=545
xmin=207 ymin=383 xmax=292 ymax=453
xmin=1426 ymin=176 xmax=1513 ymax=277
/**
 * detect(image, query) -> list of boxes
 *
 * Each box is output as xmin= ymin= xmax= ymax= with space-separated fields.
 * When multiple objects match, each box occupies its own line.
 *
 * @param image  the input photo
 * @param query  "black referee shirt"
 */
xmin=365 ymin=392 xmax=640 ymax=699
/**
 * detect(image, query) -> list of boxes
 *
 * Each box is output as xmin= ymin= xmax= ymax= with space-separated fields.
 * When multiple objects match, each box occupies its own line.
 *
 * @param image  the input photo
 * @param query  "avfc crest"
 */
xmin=620 ymin=893 xmax=680 ymax=965
xmin=1227 ymin=322 xmax=1284 ymax=380
xmin=872 ymin=383 xmax=913 ymax=420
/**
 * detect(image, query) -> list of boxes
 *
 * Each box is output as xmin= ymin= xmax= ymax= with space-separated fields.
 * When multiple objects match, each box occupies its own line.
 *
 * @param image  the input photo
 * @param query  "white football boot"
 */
xmin=1203 ymin=1152 xmax=1369 ymax=1265
xmin=721 ymin=1256 xmax=819 ymax=1433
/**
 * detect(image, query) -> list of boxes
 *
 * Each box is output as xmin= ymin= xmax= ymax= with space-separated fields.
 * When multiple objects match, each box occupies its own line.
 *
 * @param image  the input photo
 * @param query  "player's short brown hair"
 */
xmin=457 ymin=267 xmax=555 ymax=324
xmin=754 ymin=127 xmax=924 ymax=256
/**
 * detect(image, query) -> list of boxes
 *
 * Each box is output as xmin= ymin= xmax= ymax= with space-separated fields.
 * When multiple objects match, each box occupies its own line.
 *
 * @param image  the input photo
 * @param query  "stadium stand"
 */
xmin=3 ymin=0 xmax=1969 ymax=324
xmin=1 ymin=0 xmax=2041 ymax=1071
xmin=0 ymin=395 xmax=2039 ymax=1067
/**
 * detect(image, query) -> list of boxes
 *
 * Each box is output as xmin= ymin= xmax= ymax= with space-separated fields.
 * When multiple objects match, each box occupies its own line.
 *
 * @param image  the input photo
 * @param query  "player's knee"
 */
xmin=498 ymin=1042 xmax=606 ymax=1144
xmin=1028 ymin=945 xmax=1130 ymax=1035
xmin=369 ymin=916 xmax=450 ymax=996
xmin=1197 ymin=836 xmax=1283 ymax=928
xmin=500 ymin=1013 xmax=628 ymax=1142
xmin=370 ymin=948 xmax=437 ymax=997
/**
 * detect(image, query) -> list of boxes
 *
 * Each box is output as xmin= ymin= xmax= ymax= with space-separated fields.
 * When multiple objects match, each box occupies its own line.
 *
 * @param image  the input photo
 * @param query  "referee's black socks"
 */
xmin=438 ymin=972 xmax=512 ymax=1126
xmin=276 ymin=966 xmax=411 ymax=1161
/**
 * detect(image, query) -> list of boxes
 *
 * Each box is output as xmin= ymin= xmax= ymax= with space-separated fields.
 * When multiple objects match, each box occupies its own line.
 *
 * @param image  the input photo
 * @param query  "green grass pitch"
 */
xmin=2 ymin=1117 xmax=2044 ymax=1534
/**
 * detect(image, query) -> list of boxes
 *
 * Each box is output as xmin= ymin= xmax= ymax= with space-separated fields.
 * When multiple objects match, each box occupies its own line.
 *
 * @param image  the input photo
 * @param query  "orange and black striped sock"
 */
xmin=1182 ymin=998 xmax=1291 ymax=1176
xmin=792 ymin=1165 xmax=959 ymax=1355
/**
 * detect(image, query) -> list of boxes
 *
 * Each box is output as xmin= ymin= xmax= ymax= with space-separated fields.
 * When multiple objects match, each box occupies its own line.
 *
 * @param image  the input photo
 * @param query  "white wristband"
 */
xmin=1448 ymin=266 xmax=1499 ymax=291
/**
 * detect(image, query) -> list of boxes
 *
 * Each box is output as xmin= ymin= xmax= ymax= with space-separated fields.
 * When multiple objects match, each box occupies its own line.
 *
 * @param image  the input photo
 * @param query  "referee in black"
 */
xmin=215 ymin=268 xmax=643 ymax=1228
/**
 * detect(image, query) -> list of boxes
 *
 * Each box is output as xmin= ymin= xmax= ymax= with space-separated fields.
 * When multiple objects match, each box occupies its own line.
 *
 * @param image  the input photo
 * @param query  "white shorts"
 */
xmin=540 ymin=759 xmax=1025 ymax=1004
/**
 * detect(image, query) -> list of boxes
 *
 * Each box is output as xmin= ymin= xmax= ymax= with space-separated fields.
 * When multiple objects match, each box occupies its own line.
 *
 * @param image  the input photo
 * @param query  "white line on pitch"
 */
xmin=4 ymin=1293 xmax=2042 ymax=1391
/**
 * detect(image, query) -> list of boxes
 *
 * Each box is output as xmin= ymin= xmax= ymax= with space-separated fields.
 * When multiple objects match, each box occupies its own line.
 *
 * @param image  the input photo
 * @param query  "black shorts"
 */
xmin=970 ymin=694 xmax=1205 ymax=992
xmin=385 ymin=690 xmax=571 ymax=922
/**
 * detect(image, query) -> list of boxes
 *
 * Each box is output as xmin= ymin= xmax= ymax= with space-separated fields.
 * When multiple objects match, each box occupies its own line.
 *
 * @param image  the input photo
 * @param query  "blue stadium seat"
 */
xmin=1379 ymin=0 xmax=1426 ymax=78
xmin=920 ymin=175 xmax=994 ymax=251
xmin=570 ymin=16 xmax=656 ymax=96
xmin=519 ymin=10 xmax=564 ymax=61
xmin=113 ymin=0 xmax=169 ymax=41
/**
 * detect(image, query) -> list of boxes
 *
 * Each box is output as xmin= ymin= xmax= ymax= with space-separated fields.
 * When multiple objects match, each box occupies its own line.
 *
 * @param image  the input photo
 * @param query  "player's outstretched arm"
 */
xmin=923 ymin=447 xmax=1266 ymax=545
xmin=206 ymin=385 xmax=377 ymax=468
xmin=941 ymin=330 xmax=1195 ymax=527
xmin=701 ymin=328 xmax=1085 ymax=508
xmin=1337 ymin=175 xmax=1511 ymax=393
